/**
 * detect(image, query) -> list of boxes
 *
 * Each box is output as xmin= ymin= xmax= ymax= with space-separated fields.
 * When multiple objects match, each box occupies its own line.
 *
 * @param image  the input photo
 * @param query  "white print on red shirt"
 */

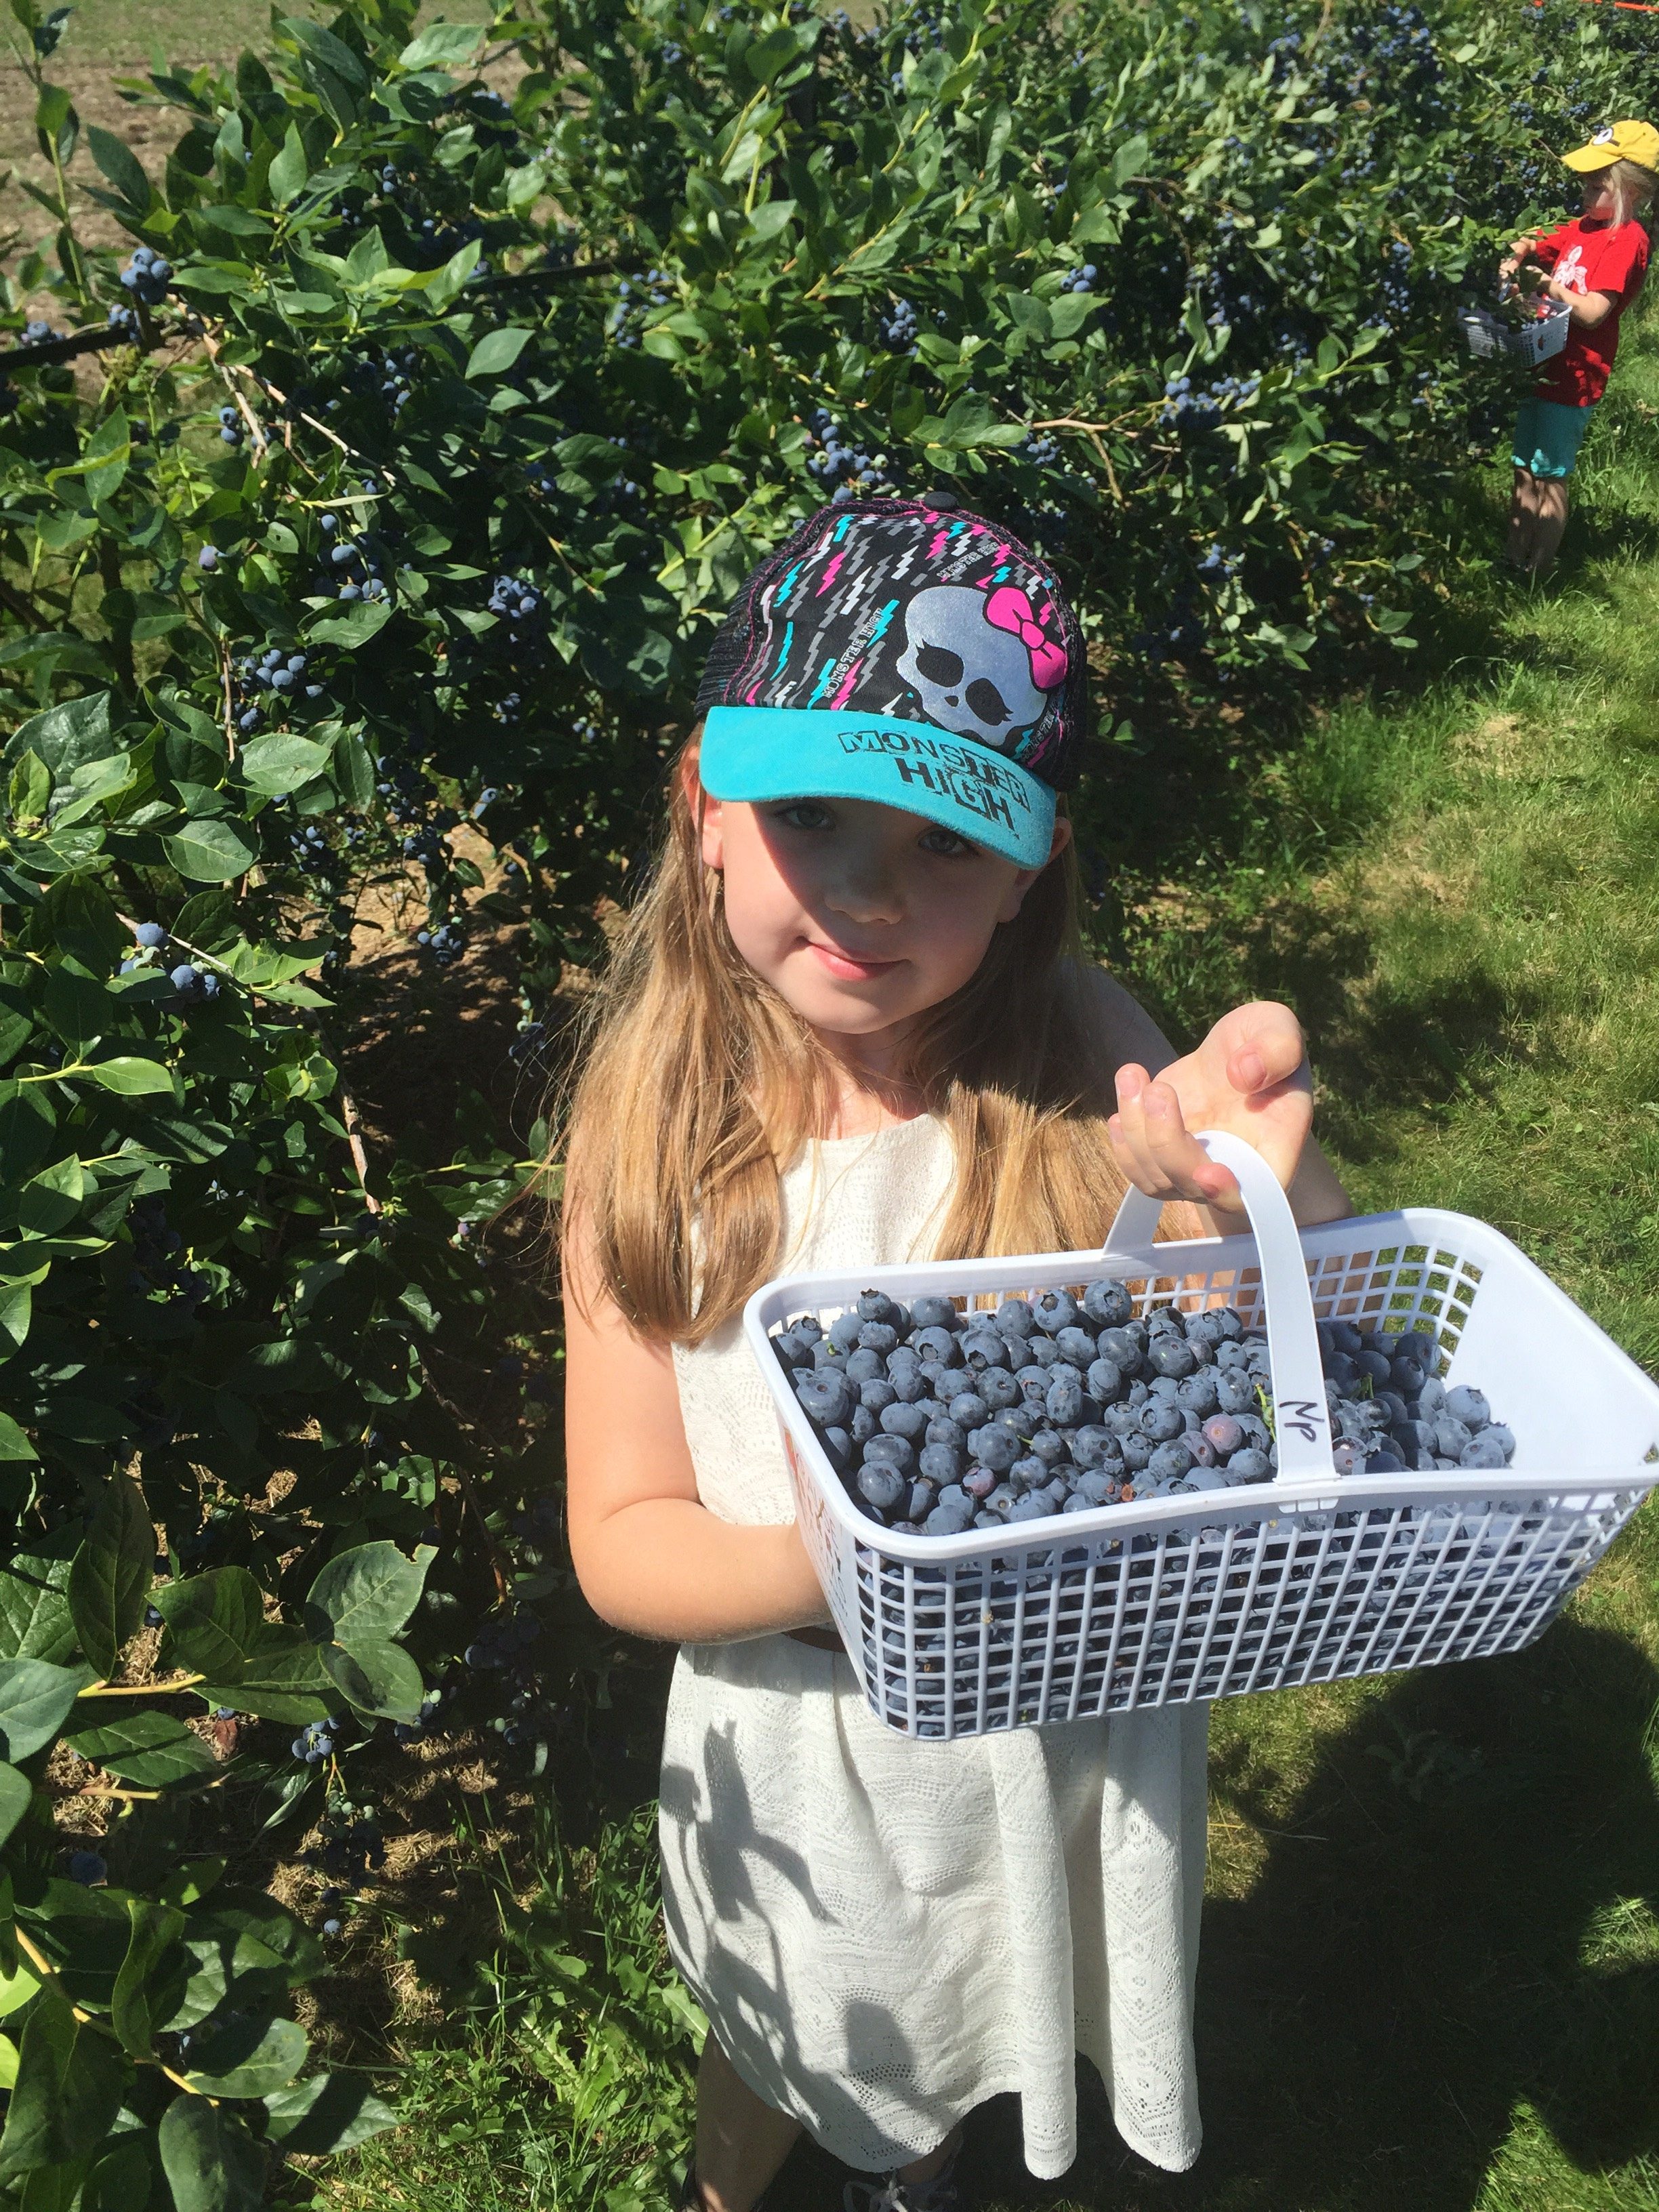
xmin=1553 ymin=243 xmax=1587 ymax=293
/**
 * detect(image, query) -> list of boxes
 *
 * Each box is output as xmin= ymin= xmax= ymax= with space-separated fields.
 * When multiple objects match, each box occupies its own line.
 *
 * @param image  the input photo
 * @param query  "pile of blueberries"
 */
xmin=802 ymin=407 xmax=895 ymax=496
xmin=773 ymin=1283 xmax=1516 ymax=1538
xmin=1059 ymin=263 xmax=1098 ymax=295
xmin=232 ymin=642 xmax=324 ymax=732
xmin=876 ymin=298 xmax=919 ymax=353
xmin=316 ymin=511 xmax=390 ymax=605
xmin=1158 ymin=371 xmax=1259 ymax=432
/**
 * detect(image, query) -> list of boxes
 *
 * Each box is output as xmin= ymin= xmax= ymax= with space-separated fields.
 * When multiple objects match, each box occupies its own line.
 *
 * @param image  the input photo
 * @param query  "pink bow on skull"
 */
xmin=983 ymin=586 xmax=1068 ymax=691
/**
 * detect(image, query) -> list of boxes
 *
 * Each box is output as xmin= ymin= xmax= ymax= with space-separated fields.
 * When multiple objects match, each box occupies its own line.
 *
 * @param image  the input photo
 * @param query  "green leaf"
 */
xmin=0 ymin=1659 xmax=85 ymax=1759
xmin=320 ymin=1637 xmax=424 ymax=1722
xmin=0 ymin=1542 xmax=76 ymax=1662
xmin=184 ymin=2011 xmax=307 ymax=2097
xmin=0 ymin=1988 xmax=128 ymax=2181
xmin=64 ymin=1710 xmax=218 ymax=1788
xmin=398 ymin=21 xmax=485 ymax=68
xmin=85 ymin=126 xmax=150 ymax=213
xmin=262 ymin=2071 xmax=397 ymax=2154
xmin=0 ymin=1957 xmax=39 ymax=2020
xmin=163 ymin=819 xmax=257 ymax=883
xmin=77 ymin=1057 xmax=173 ymax=1096
xmin=157 ymin=2097 xmax=264 ymax=2212
xmin=466 ymin=325 xmax=533 ymax=380
xmin=306 ymin=598 xmax=392 ymax=650
xmin=18 ymin=1155 xmax=83 ymax=1237
xmin=67 ymin=1475 xmax=150 ymax=1681
xmin=83 ymin=2135 xmax=152 ymax=2212
xmin=33 ymin=81 xmax=77 ymax=170
xmin=266 ymin=120 xmax=309 ymax=205
xmin=304 ymin=1542 xmax=430 ymax=1644
xmin=0 ymin=1411 xmax=37 ymax=1465
xmin=9 ymin=748 xmax=49 ymax=825
xmin=4 ymin=694 xmax=115 ymax=783
xmin=197 ymin=1633 xmax=330 ymax=1724
xmin=0 ymin=1761 xmax=31 ymax=1850
xmin=110 ymin=1899 xmax=186 ymax=2057
xmin=150 ymin=1566 xmax=262 ymax=1680
xmin=238 ymin=733 xmax=331 ymax=796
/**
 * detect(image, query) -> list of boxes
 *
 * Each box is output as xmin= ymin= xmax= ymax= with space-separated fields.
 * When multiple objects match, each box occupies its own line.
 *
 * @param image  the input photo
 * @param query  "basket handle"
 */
xmin=1103 ymin=1128 xmax=1336 ymax=1482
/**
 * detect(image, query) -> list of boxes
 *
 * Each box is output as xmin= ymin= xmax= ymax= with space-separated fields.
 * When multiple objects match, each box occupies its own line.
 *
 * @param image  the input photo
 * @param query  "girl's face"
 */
xmin=695 ymin=772 xmax=1069 ymax=1057
xmin=1582 ymin=173 xmax=1616 ymax=222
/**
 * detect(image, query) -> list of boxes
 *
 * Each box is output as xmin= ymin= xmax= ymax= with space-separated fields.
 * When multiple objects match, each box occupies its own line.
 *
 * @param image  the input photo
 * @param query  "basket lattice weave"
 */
xmin=747 ymin=1134 xmax=1659 ymax=1740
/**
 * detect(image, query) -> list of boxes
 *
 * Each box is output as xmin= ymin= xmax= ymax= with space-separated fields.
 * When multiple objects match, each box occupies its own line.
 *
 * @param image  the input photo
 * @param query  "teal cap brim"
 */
xmin=699 ymin=705 xmax=1055 ymax=869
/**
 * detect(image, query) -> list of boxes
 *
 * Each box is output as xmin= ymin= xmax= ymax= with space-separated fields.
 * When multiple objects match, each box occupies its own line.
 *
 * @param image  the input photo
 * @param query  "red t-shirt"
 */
xmin=1530 ymin=215 xmax=1650 ymax=405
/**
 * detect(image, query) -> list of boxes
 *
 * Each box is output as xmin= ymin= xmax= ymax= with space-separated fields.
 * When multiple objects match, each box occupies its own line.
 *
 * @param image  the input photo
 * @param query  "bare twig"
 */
xmin=337 ymin=1082 xmax=382 ymax=1215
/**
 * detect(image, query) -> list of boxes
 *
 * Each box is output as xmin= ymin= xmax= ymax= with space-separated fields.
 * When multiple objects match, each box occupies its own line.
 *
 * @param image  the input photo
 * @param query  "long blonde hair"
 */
xmin=562 ymin=744 xmax=1170 ymax=1344
xmin=1598 ymin=157 xmax=1657 ymax=229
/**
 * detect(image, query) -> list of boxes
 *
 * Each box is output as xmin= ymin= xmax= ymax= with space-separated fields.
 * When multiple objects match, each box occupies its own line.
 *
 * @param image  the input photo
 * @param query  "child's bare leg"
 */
xmin=1526 ymin=476 xmax=1570 ymax=573
xmin=1506 ymin=466 xmax=1540 ymax=567
xmin=693 ymin=2036 xmax=802 ymax=2212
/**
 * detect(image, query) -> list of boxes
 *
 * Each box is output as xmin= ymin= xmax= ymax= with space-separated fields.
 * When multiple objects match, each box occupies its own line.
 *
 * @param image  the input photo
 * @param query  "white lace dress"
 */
xmin=661 ymin=1117 xmax=1208 ymax=2182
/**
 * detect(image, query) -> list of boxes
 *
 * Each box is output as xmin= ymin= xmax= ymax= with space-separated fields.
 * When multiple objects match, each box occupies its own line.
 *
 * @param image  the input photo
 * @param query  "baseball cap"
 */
xmin=694 ymin=496 xmax=1089 ymax=870
xmin=1563 ymin=119 xmax=1659 ymax=173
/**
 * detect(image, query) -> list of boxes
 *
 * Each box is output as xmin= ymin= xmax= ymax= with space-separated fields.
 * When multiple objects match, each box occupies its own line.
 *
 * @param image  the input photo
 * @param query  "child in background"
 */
xmin=1504 ymin=119 xmax=1658 ymax=576
xmin=562 ymin=497 xmax=1353 ymax=2212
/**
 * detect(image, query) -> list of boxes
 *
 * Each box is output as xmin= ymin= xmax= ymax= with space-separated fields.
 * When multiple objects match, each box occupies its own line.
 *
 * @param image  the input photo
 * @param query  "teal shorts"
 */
xmin=1513 ymin=396 xmax=1595 ymax=479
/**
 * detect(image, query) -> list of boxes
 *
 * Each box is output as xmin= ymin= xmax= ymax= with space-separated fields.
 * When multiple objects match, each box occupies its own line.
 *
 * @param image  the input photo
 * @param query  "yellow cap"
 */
xmin=1563 ymin=119 xmax=1659 ymax=173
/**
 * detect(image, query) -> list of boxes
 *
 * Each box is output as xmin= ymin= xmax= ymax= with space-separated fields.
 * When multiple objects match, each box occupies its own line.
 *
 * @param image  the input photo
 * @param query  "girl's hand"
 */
xmin=1109 ymin=999 xmax=1314 ymax=1216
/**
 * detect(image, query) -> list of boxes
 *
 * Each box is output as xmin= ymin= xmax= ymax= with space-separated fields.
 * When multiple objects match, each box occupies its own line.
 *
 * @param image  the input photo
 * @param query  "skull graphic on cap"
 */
xmin=895 ymin=583 xmax=1065 ymax=750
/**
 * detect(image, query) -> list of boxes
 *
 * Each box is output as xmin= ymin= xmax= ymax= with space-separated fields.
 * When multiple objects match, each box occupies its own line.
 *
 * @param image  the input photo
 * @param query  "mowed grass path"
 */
xmin=323 ymin=337 xmax=1659 ymax=2212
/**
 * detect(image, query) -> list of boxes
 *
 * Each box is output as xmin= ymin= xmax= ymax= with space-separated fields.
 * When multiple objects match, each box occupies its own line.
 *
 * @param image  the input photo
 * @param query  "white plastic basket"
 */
xmin=744 ymin=1131 xmax=1659 ymax=1739
xmin=1460 ymin=300 xmax=1571 ymax=367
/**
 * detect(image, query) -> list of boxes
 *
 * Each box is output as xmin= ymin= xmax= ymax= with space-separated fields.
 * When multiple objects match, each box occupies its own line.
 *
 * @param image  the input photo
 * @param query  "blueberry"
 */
xmin=1366 ymin=1449 xmax=1406 ymax=1474
xmin=960 ymin=1329 xmax=1010 ymax=1372
xmin=1418 ymin=1376 xmax=1447 ymax=1416
xmin=859 ymin=1378 xmax=897 ymax=1415
xmin=1215 ymin=1368 xmax=1258 ymax=1416
xmin=1432 ymin=1415 xmax=1472 ymax=1459
xmin=1444 ymin=1385 xmax=1491 ymax=1429
xmin=1097 ymin=1326 xmax=1140 ymax=1369
xmin=910 ymin=1325 xmax=957 ymax=1366
xmin=322 ymin=1917 xmax=343 ymax=1937
xmin=977 ymin=1369 xmax=1021 ymax=1411
xmin=1054 ymin=1326 xmax=1098 ymax=1370
xmin=1389 ymin=1357 xmax=1426 ymax=1399
xmin=1176 ymin=1370 xmax=1220 ymax=1417
xmin=1140 ymin=1401 xmax=1184 ymax=1443
xmin=1147 ymin=1336 xmax=1197 ymax=1380
xmin=886 ymin=1362 xmax=927 ymax=1404
xmin=796 ymin=1371 xmax=852 ymax=1427
xmin=1006 ymin=1492 xmax=1051 ymax=1523
xmin=198 ymin=546 xmax=218 ymax=569
xmin=1031 ymin=1288 xmax=1079 ymax=1334
xmin=845 ymin=1348 xmax=884 ymax=1385
xmin=1014 ymin=1364 xmax=1051 ymax=1407
xmin=1226 ymin=1446 xmax=1273 ymax=1483
xmin=926 ymin=1500 xmax=974 ymax=1534
xmin=857 ymin=1462 xmax=905 ymax=1512
xmin=1355 ymin=1349 xmax=1392 ymax=1385
xmin=134 ymin=921 xmax=167 ymax=949
xmin=991 ymin=1298 xmax=1036 ymax=1340
xmin=1147 ymin=1438 xmax=1197 ymax=1483
xmin=926 ymin=1415 xmax=966 ymax=1451
xmin=828 ymin=1313 xmax=863 ymax=1353
xmin=1485 ymin=1423 xmax=1516 ymax=1461
xmin=863 ymin=1433 xmax=914 ymax=1473
xmin=880 ymin=1399 xmax=929 ymax=1441
xmin=1082 ymin=1279 xmax=1133 ymax=1328
xmin=1070 ymin=1425 xmax=1116 ymax=1471
xmin=857 ymin=1322 xmax=898 ymax=1356
xmin=910 ymin=1296 xmax=958 ymax=1332
xmin=856 ymin=1288 xmax=900 ymax=1326
xmin=1046 ymin=1370 xmax=1084 ymax=1426
xmin=1120 ymin=1431 xmax=1153 ymax=1473
xmin=903 ymin=1479 xmax=936 ymax=1522
xmin=852 ymin=1405 xmax=879 ymax=1444
xmin=948 ymin=1390 xmax=989 ymax=1430
xmin=918 ymin=1443 xmax=962 ymax=1483
xmin=1025 ymin=1334 xmax=1061 ymax=1370
xmin=969 ymin=1426 xmax=1019 ymax=1473
xmin=822 ymin=1426 xmax=852 ymax=1462
xmin=962 ymin=1466 xmax=998 ymax=1499
xmin=1074 ymin=1469 xmax=1115 ymax=1504
xmin=1008 ymin=1455 xmax=1047 ymax=1492
xmin=1458 ymin=1431 xmax=1508 ymax=1470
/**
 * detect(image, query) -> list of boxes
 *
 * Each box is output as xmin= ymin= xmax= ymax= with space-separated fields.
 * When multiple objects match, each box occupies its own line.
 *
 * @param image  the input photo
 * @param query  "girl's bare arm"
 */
xmin=562 ymin=1203 xmax=832 ymax=1644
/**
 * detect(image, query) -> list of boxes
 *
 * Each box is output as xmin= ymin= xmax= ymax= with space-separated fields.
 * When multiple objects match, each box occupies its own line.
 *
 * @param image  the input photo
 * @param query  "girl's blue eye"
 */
xmin=777 ymin=801 xmax=834 ymax=830
xmin=920 ymin=825 xmax=977 ymax=857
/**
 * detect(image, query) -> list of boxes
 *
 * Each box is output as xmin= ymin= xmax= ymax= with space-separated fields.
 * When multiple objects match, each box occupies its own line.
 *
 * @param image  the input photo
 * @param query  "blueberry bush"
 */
xmin=0 ymin=0 xmax=1650 ymax=2196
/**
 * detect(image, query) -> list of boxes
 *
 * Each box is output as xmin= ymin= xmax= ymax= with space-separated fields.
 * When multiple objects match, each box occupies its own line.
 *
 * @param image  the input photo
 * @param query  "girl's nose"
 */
xmin=825 ymin=855 xmax=905 ymax=926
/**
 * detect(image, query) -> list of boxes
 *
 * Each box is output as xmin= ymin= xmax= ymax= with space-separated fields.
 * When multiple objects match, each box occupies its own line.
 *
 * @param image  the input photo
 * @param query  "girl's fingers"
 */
xmin=1114 ymin=1075 xmax=1241 ymax=1208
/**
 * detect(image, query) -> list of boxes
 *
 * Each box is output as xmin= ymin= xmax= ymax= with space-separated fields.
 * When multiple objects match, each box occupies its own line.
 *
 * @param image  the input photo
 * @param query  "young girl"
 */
xmin=562 ymin=498 xmax=1353 ymax=2212
xmin=1503 ymin=119 xmax=1658 ymax=576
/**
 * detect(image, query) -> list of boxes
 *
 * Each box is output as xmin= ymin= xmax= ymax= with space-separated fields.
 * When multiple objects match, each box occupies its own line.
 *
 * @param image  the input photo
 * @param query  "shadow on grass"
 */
xmin=752 ymin=1610 xmax=1659 ymax=2212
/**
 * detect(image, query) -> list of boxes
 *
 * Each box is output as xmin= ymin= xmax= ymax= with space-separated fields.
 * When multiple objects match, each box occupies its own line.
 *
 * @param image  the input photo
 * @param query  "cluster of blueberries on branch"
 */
xmin=775 ymin=1284 xmax=1515 ymax=1538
